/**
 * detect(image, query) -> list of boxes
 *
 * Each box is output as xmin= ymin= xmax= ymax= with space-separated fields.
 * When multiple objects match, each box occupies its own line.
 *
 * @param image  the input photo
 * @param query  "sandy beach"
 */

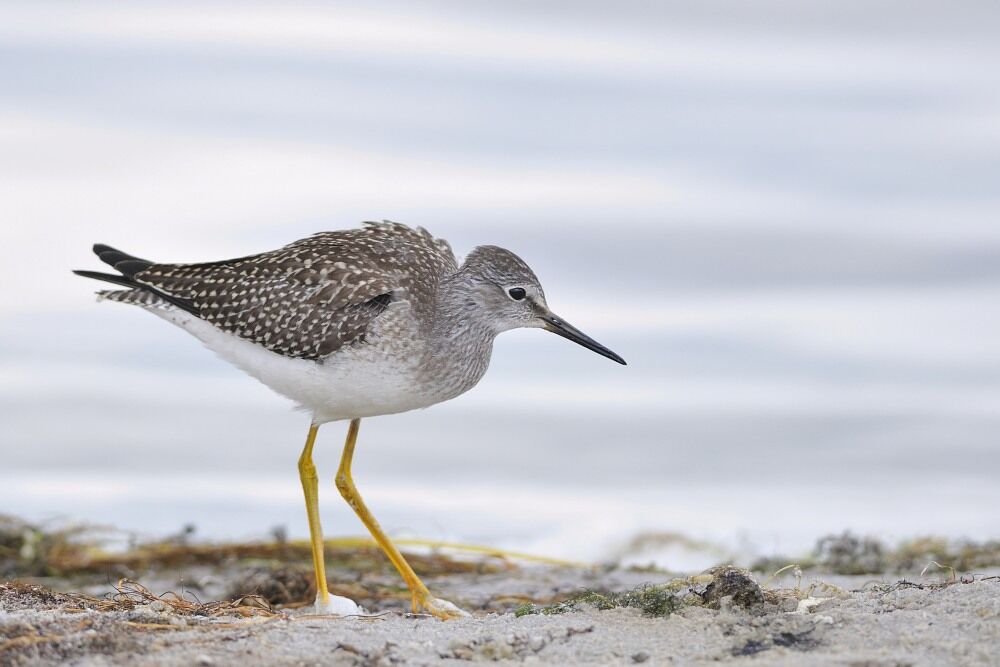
xmin=2 ymin=521 xmax=998 ymax=666
xmin=3 ymin=570 xmax=999 ymax=666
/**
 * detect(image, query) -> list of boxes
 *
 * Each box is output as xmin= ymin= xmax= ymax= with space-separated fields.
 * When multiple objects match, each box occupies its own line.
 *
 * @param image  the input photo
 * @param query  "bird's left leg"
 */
xmin=334 ymin=418 xmax=469 ymax=620
xmin=298 ymin=422 xmax=362 ymax=616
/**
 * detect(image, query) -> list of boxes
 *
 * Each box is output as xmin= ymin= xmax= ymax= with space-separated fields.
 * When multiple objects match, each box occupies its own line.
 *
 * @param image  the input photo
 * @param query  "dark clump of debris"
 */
xmin=700 ymin=566 xmax=765 ymax=609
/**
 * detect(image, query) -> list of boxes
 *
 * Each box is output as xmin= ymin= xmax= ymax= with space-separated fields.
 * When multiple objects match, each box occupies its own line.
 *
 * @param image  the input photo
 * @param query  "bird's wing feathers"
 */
xmin=128 ymin=222 xmax=458 ymax=360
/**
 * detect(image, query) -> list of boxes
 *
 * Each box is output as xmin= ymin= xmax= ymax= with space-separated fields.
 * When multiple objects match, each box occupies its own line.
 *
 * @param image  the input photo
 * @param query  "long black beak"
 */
xmin=541 ymin=313 xmax=626 ymax=365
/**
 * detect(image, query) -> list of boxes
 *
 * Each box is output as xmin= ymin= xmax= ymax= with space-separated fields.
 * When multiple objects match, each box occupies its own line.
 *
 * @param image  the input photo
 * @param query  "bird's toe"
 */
xmin=416 ymin=594 xmax=471 ymax=620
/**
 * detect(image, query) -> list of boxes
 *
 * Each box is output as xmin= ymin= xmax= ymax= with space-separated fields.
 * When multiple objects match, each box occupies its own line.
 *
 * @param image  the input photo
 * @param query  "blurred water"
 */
xmin=1 ymin=1 xmax=999 ymax=565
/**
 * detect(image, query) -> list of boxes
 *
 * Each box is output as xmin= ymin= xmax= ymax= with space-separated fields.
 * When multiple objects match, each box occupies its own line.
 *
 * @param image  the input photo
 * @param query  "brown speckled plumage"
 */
xmin=102 ymin=222 xmax=457 ymax=360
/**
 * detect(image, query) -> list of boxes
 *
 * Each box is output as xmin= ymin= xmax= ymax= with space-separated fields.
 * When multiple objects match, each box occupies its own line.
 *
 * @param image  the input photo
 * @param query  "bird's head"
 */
xmin=455 ymin=245 xmax=626 ymax=365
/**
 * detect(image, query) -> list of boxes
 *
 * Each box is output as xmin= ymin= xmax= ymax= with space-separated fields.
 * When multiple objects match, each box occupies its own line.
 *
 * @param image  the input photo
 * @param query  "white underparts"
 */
xmin=142 ymin=302 xmax=452 ymax=423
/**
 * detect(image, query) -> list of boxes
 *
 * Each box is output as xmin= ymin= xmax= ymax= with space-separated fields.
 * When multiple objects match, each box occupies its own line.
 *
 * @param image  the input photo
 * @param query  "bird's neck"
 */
xmin=421 ymin=272 xmax=496 ymax=393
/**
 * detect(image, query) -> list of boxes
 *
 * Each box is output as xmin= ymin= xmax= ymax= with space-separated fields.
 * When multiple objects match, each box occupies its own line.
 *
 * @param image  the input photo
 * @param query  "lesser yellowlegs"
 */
xmin=74 ymin=221 xmax=625 ymax=619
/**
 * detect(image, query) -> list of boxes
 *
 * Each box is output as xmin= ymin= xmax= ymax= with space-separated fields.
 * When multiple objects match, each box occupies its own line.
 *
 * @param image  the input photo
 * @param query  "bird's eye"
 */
xmin=508 ymin=287 xmax=527 ymax=301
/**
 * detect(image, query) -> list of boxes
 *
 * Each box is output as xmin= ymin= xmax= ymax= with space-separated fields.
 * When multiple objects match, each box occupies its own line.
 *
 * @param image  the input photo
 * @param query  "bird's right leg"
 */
xmin=334 ymin=418 xmax=469 ymax=620
xmin=298 ymin=422 xmax=362 ymax=616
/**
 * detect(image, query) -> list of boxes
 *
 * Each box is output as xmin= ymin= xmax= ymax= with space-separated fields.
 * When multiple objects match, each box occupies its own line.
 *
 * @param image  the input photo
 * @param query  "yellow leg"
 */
xmin=335 ymin=418 xmax=468 ymax=619
xmin=298 ymin=423 xmax=361 ymax=616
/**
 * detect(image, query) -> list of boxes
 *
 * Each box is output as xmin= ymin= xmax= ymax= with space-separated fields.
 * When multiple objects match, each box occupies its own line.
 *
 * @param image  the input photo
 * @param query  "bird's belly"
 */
xmin=154 ymin=308 xmax=447 ymax=423
xmin=310 ymin=351 xmax=441 ymax=422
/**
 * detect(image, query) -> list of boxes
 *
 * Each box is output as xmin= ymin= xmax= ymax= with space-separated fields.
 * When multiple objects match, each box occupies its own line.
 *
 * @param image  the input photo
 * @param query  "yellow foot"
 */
xmin=414 ymin=592 xmax=470 ymax=620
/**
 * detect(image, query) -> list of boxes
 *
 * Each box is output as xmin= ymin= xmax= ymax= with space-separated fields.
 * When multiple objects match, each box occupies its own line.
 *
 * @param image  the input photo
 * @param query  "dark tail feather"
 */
xmin=72 ymin=269 xmax=140 ymax=289
xmin=93 ymin=243 xmax=153 ymax=277
xmin=74 ymin=254 xmax=199 ymax=316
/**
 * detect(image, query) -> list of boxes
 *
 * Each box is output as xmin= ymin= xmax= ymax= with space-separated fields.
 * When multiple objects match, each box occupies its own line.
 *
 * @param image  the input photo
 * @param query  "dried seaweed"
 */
xmin=64 ymin=579 xmax=279 ymax=618
xmin=1 ymin=514 xmax=522 ymax=581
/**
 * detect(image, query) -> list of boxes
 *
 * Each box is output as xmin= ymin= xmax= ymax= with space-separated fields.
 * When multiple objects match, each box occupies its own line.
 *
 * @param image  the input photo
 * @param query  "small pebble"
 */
xmin=195 ymin=654 xmax=214 ymax=666
xmin=632 ymin=650 xmax=650 ymax=663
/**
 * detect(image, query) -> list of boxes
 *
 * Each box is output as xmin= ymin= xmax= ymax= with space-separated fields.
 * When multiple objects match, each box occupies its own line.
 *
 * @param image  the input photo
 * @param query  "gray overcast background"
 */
xmin=1 ymin=1 xmax=998 ymax=566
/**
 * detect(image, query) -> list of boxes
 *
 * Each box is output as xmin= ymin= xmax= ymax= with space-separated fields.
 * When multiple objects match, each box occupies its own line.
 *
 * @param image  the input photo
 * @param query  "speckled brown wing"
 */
xmin=128 ymin=222 xmax=458 ymax=360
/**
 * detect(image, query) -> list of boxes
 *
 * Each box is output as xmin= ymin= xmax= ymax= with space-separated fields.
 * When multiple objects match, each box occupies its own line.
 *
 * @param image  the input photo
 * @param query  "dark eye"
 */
xmin=508 ymin=287 xmax=526 ymax=301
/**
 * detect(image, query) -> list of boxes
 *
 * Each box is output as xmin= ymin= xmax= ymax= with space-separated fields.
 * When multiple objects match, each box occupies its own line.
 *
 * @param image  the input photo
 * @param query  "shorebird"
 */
xmin=74 ymin=221 xmax=625 ymax=619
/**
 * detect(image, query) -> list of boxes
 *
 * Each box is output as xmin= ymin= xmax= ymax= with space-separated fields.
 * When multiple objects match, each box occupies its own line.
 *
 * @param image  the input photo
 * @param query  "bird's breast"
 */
xmin=307 ymin=305 xmax=492 ymax=423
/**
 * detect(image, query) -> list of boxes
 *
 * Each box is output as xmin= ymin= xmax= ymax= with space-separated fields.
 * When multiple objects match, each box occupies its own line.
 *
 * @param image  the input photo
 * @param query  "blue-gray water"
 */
xmin=1 ymin=1 xmax=999 ymax=566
